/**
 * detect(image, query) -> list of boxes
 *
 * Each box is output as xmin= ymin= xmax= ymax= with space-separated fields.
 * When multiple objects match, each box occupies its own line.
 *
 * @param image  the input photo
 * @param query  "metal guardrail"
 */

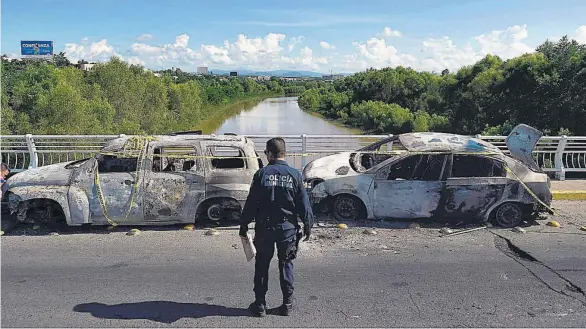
xmin=1 ymin=134 xmax=585 ymax=180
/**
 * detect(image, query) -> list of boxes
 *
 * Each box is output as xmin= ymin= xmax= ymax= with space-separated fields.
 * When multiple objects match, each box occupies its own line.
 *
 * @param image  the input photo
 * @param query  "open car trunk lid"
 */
xmin=505 ymin=124 xmax=543 ymax=172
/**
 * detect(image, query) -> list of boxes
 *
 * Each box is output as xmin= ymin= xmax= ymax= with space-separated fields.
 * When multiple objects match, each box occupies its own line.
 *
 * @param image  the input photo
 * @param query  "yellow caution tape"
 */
xmin=503 ymin=166 xmax=556 ymax=216
xmin=95 ymin=136 xmax=156 ymax=226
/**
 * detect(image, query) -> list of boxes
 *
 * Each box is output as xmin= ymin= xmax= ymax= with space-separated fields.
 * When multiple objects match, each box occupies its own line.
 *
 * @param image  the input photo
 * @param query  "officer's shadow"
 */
xmin=73 ymin=301 xmax=250 ymax=324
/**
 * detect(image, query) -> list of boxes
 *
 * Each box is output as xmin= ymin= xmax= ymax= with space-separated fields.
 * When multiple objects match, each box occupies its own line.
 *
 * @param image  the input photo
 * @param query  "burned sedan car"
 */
xmin=2 ymin=133 xmax=262 ymax=226
xmin=303 ymin=124 xmax=552 ymax=228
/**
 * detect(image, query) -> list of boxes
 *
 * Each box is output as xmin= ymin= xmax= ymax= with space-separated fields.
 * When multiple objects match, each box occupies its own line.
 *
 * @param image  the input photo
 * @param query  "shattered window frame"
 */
xmin=411 ymin=153 xmax=449 ymax=181
xmin=449 ymin=154 xmax=507 ymax=178
xmin=152 ymin=145 xmax=199 ymax=173
xmin=96 ymin=154 xmax=139 ymax=173
xmin=385 ymin=154 xmax=423 ymax=180
xmin=206 ymin=145 xmax=247 ymax=170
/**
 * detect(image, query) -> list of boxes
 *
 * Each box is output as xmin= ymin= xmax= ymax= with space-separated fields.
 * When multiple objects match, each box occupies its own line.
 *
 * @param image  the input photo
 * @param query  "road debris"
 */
xmin=317 ymin=222 xmax=327 ymax=227
xmin=547 ymin=221 xmax=561 ymax=227
xmin=0 ymin=231 xmax=4 ymax=236
xmin=336 ymin=223 xmax=348 ymax=229
xmin=184 ymin=224 xmax=195 ymax=231
xmin=107 ymin=226 xmax=115 ymax=230
xmin=127 ymin=228 xmax=141 ymax=236
xmin=49 ymin=232 xmax=59 ymax=236
xmin=441 ymin=226 xmax=487 ymax=237
xmin=512 ymin=227 xmax=526 ymax=233
xmin=440 ymin=228 xmax=453 ymax=234
xmin=33 ymin=225 xmax=40 ymax=230
xmin=205 ymin=228 xmax=219 ymax=236
xmin=363 ymin=228 xmax=377 ymax=235
xmin=580 ymin=226 xmax=586 ymax=232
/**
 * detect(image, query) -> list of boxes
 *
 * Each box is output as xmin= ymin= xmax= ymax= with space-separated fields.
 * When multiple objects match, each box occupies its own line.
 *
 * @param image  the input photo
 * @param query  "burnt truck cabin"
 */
xmin=2 ymin=134 xmax=261 ymax=226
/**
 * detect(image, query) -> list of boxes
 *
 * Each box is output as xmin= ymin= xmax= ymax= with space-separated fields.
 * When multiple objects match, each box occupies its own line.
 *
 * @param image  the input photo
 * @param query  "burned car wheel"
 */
xmin=331 ymin=195 xmax=363 ymax=221
xmin=207 ymin=204 xmax=225 ymax=221
xmin=493 ymin=203 xmax=524 ymax=228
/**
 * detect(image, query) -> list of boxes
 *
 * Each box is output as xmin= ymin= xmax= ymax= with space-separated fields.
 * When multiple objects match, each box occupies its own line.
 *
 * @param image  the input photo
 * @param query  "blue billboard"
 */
xmin=21 ymin=41 xmax=54 ymax=56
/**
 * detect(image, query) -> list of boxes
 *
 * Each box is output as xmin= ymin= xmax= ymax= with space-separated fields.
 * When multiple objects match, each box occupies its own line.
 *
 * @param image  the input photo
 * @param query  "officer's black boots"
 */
xmin=277 ymin=303 xmax=293 ymax=316
xmin=248 ymin=301 xmax=266 ymax=317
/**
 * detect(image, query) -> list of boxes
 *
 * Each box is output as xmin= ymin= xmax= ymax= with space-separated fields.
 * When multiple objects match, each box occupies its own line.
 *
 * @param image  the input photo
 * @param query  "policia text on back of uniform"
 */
xmin=239 ymin=137 xmax=314 ymax=317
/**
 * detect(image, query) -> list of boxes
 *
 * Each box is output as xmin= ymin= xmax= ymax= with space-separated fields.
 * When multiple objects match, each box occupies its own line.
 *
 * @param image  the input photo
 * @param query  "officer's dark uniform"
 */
xmin=240 ymin=159 xmax=314 ymax=310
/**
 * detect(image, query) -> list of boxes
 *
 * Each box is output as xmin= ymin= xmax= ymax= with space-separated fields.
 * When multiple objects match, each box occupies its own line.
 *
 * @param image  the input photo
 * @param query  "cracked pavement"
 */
xmin=1 ymin=201 xmax=585 ymax=327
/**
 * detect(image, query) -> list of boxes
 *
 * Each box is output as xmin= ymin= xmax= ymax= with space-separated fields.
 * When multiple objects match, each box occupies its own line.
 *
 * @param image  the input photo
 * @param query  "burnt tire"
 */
xmin=207 ymin=204 xmax=225 ymax=221
xmin=331 ymin=195 xmax=363 ymax=222
xmin=493 ymin=203 xmax=524 ymax=228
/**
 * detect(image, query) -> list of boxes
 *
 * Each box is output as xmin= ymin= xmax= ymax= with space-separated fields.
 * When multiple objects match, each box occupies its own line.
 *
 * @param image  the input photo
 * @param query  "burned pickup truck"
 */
xmin=303 ymin=124 xmax=552 ymax=228
xmin=2 ymin=133 xmax=262 ymax=226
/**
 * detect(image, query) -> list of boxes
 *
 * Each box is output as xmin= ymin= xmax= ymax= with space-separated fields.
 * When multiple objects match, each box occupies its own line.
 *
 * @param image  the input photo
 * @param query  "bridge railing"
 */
xmin=1 ymin=134 xmax=585 ymax=180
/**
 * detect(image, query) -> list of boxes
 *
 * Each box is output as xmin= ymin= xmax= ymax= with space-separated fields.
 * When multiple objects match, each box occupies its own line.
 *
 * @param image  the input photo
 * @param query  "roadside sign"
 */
xmin=20 ymin=41 xmax=54 ymax=57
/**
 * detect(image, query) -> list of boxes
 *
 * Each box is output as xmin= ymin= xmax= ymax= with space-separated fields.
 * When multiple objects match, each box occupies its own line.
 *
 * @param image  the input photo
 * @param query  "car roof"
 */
xmin=101 ymin=134 xmax=250 ymax=153
xmin=398 ymin=132 xmax=503 ymax=154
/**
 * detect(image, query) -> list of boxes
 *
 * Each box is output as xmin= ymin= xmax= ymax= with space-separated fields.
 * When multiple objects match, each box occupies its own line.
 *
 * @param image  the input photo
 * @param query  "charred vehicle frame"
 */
xmin=303 ymin=124 xmax=553 ymax=228
xmin=2 ymin=134 xmax=263 ymax=226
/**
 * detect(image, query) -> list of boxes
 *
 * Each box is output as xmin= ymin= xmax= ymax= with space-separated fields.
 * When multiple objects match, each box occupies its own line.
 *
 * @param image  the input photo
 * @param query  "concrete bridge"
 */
xmin=1 ymin=134 xmax=585 ymax=181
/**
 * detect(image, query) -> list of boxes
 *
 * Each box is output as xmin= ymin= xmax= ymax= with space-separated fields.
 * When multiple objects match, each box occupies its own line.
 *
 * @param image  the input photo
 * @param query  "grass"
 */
xmin=195 ymin=93 xmax=278 ymax=134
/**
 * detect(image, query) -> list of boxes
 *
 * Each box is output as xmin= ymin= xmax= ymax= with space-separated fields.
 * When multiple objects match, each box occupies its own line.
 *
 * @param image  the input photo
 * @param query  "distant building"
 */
xmin=229 ymin=71 xmax=238 ymax=77
xmin=197 ymin=66 xmax=209 ymax=75
xmin=322 ymin=74 xmax=344 ymax=81
xmin=250 ymin=75 xmax=271 ymax=81
xmin=77 ymin=63 xmax=96 ymax=71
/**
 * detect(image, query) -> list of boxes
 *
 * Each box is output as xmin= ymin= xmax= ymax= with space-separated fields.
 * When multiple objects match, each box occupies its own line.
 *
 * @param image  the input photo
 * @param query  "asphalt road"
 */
xmin=2 ymin=201 xmax=586 ymax=328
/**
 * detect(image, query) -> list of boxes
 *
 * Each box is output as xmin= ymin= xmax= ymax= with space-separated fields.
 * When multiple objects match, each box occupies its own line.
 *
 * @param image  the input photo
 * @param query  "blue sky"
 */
xmin=2 ymin=0 xmax=586 ymax=73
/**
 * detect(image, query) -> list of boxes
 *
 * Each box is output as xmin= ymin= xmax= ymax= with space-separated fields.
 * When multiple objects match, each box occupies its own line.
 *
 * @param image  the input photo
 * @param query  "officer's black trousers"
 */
xmin=253 ymin=227 xmax=297 ymax=305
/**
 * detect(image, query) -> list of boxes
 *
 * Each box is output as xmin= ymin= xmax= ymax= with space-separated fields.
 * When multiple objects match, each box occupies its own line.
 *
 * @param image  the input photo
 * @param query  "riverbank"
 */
xmin=304 ymin=110 xmax=363 ymax=135
xmin=196 ymin=92 xmax=279 ymax=134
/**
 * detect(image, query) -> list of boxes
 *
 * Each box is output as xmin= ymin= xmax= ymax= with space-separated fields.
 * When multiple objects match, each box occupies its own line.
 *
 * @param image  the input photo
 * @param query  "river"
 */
xmin=212 ymin=96 xmax=355 ymax=135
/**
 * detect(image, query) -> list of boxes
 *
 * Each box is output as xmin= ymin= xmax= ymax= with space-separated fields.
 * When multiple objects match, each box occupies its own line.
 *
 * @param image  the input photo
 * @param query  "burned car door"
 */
xmin=141 ymin=143 xmax=205 ymax=223
xmin=88 ymin=153 xmax=145 ymax=224
xmin=437 ymin=154 xmax=509 ymax=220
xmin=201 ymin=143 xmax=256 ymax=218
xmin=370 ymin=154 xmax=447 ymax=219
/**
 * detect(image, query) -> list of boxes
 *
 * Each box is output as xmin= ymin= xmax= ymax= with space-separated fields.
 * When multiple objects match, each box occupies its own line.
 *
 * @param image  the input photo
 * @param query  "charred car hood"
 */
xmin=303 ymin=152 xmax=358 ymax=181
xmin=5 ymin=162 xmax=74 ymax=188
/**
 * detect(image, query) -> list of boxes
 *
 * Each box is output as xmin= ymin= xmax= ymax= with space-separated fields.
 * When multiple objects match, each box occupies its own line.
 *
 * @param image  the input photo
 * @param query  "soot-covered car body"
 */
xmin=2 ymin=134 xmax=262 ymax=226
xmin=303 ymin=124 xmax=552 ymax=227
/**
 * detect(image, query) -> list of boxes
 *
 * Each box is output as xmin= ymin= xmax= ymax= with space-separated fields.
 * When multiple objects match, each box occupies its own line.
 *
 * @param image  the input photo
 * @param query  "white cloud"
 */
xmin=288 ymin=36 xmax=305 ymax=52
xmin=137 ymin=33 xmax=154 ymax=41
xmin=320 ymin=41 xmax=335 ymax=50
xmin=81 ymin=37 xmax=89 ymax=44
xmin=383 ymin=27 xmax=402 ymax=38
xmin=64 ymin=38 xmax=119 ymax=63
xmin=60 ymin=25 xmax=583 ymax=73
xmin=346 ymin=37 xmax=417 ymax=71
xmin=473 ymin=24 xmax=533 ymax=59
xmin=338 ymin=24 xmax=536 ymax=73
xmin=127 ymin=56 xmax=146 ymax=66
xmin=575 ymin=25 xmax=586 ymax=43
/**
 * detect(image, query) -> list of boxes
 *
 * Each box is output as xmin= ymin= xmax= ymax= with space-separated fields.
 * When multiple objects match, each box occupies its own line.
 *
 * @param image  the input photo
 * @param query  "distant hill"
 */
xmin=208 ymin=69 xmax=329 ymax=77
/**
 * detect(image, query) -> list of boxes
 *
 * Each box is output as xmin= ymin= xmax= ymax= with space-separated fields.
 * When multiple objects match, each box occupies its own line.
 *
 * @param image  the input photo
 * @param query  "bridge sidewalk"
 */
xmin=551 ymin=180 xmax=586 ymax=200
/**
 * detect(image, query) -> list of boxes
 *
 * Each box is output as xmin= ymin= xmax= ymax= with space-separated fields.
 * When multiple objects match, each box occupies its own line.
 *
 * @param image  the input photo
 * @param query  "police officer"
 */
xmin=239 ymin=137 xmax=314 ymax=317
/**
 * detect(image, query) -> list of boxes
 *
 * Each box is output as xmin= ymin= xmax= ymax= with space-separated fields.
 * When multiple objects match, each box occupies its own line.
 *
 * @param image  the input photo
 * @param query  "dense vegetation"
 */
xmin=0 ymin=56 xmax=304 ymax=134
xmin=298 ymin=37 xmax=586 ymax=136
